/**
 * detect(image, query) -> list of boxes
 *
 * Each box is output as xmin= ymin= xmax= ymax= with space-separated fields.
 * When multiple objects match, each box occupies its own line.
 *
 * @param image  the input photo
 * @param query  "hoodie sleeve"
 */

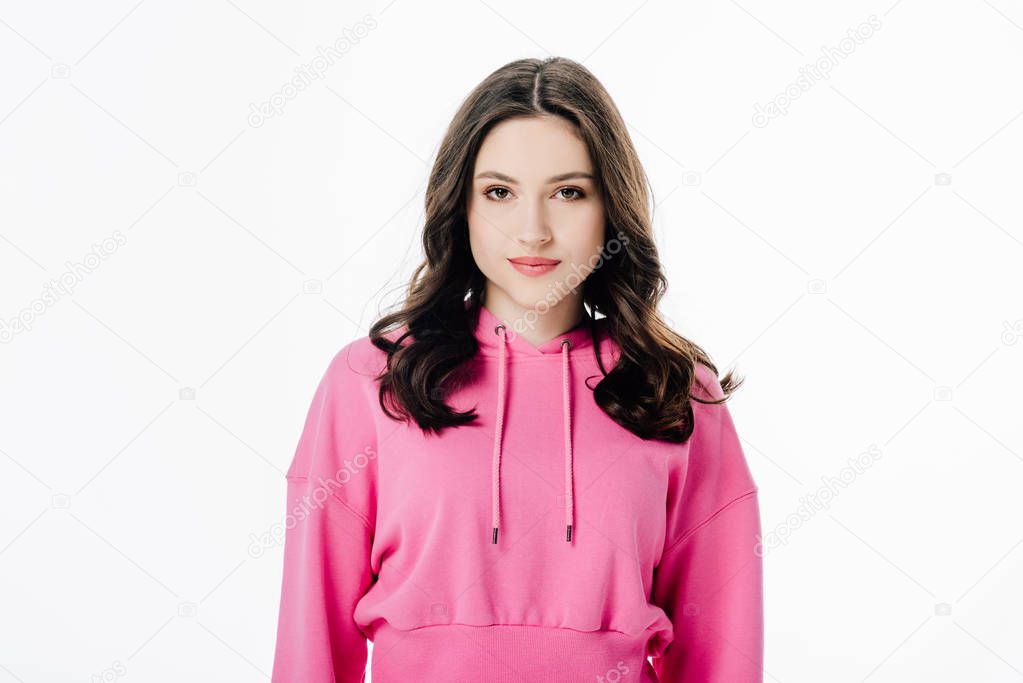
xmin=650 ymin=365 xmax=764 ymax=682
xmin=271 ymin=344 xmax=380 ymax=683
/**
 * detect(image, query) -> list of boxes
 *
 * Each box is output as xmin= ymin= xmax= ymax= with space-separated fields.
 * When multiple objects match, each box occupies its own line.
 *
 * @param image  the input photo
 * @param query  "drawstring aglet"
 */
xmin=492 ymin=527 xmax=499 ymax=544
xmin=566 ymin=525 xmax=573 ymax=542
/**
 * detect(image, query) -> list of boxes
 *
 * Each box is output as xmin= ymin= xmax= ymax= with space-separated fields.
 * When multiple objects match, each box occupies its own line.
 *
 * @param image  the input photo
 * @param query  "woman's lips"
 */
xmin=508 ymin=257 xmax=560 ymax=277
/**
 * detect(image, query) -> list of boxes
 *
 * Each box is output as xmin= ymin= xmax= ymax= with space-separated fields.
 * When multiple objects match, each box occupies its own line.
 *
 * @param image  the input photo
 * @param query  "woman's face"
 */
xmin=467 ymin=115 xmax=606 ymax=317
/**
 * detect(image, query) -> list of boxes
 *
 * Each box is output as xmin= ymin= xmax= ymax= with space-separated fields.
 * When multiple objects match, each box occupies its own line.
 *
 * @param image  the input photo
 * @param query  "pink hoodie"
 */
xmin=271 ymin=304 xmax=763 ymax=682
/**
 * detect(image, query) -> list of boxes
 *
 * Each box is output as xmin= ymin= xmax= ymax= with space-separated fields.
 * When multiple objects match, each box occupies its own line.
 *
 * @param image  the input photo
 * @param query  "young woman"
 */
xmin=271 ymin=57 xmax=763 ymax=682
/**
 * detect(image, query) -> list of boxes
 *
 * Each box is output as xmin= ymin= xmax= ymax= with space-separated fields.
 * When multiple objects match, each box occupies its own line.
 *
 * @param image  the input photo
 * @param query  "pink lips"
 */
xmin=508 ymin=256 xmax=560 ymax=277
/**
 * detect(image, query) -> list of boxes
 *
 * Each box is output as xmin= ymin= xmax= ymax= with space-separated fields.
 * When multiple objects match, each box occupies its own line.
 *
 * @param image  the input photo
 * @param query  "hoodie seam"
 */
xmin=474 ymin=352 xmax=619 ymax=362
xmin=286 ymin=475 xmax=373 ymax=530
xmin=382 ymin=621 xmax=644 ymax=637
xmin=661 ymin=487 xmax=759 ymax=557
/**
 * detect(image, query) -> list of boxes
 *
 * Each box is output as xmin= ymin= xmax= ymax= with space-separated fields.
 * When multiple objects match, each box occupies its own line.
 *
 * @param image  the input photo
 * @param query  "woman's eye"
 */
xmin=485 ymin=187 xmax=511 ymax=201
xmin=484 ymin=187 xmax=584 ymax=201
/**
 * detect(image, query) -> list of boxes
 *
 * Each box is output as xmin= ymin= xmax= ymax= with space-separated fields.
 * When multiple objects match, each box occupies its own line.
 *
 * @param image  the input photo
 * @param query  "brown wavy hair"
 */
xmin=368 ymin=56 xmax=742 ymax=442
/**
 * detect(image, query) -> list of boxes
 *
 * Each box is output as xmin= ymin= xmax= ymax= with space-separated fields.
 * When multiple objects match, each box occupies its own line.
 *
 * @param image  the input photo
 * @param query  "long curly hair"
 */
xmin=368 ymin=56 xmax=743 ymax=443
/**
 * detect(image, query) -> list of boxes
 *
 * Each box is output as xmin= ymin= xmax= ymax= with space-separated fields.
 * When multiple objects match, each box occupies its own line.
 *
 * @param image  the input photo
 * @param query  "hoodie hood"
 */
xmin=471 ymin=304 xmax=611 ymax=547
xmin=473 ymin=303 xmax=605 ymax=357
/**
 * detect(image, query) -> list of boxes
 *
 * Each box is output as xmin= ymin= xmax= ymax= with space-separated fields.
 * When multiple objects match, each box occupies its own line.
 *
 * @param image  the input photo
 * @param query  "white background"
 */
xmin=1 ymin=1 xmax=1022 ymax=681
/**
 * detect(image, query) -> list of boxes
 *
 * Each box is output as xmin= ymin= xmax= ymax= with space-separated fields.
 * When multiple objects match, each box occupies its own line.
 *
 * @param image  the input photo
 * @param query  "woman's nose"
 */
xmin=516 ymin=201 xmax=552 ymax=248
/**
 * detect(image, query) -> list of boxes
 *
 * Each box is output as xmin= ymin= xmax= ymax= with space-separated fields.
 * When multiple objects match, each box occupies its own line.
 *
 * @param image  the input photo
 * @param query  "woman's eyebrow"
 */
xmin=474 ymin=170 xmax=594 ymax=184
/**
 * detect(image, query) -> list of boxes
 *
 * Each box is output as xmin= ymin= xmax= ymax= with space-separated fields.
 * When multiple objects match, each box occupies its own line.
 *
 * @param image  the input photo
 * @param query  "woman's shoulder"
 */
xmin=691 ymin=361 xmax=725 ymax=401
xmin=320 ymin=333 xmax=390 ymax=388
